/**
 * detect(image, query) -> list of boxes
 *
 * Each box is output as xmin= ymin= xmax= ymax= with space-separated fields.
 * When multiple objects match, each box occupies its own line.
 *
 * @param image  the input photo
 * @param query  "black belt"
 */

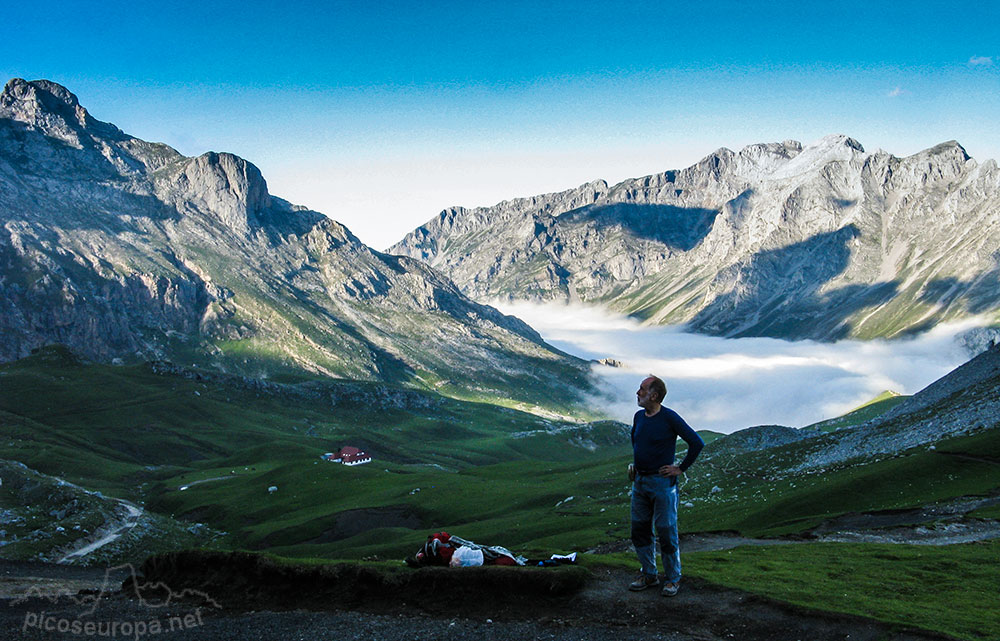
xmin=635 ymin=469 xmax=660 ymax=476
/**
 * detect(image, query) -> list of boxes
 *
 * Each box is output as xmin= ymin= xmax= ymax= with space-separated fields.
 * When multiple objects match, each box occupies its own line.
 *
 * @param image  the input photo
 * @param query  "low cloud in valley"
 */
xmin=497 ymin=301 xmax=985 ymax=434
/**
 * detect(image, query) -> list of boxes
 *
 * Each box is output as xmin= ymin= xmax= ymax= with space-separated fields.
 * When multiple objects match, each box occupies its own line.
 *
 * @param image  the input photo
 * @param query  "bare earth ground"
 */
xmin=0 ymin=559 xmax=956 ymax=641
xmin=4 ymin=496 xmax=997 ymax=641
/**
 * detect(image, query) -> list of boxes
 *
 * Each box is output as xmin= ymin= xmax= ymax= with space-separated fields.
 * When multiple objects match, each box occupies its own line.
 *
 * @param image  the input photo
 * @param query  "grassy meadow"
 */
xmin=0 ymin=346 xmax=633 ymax=560
xmin=684 ymin=541 xmax=1000 ymax=641
xmin=2 ymin=345 xmax=999 ymax=639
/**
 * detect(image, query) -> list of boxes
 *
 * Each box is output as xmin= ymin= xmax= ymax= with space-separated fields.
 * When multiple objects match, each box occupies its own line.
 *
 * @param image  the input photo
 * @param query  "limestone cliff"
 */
xmin=391 ymin=136 xmax=1000 ymax=340
xmin=0 ymin=79 xmax=592 ymax=413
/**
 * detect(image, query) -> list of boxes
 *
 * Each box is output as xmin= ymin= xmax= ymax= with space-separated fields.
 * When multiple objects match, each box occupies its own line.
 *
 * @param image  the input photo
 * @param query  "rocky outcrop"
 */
xmin=391 ymin=135 xmax=1000 ymax=340
xmin=167 ymin=152 xmax=271 ymax=235
xmin=695 ymin=342 xmax=1000 ymax=477
xmin=0 ymin=78 xmax=593 ymax=413
xmin=786 ymin=343 xmax=1000 ymax=473
xmin=702 ymin=424 xmax=811 ymax=459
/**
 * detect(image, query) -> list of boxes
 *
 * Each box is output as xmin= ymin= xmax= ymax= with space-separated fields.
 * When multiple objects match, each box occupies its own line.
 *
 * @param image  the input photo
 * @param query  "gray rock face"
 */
xmin=787 ymin=343 xmax=1000 ymax=472
xmin=0 ymin=78 xmax=592 ymax=412
xmin=702 ymin=424 xmax=811 ymax=459
xmin=169 ymin=151 xmax=271 ymax=235
xmin=391 ymin=135 xmax=1000 ymax=340
xmin=697 ymin=343 xmax=1000 ymax=478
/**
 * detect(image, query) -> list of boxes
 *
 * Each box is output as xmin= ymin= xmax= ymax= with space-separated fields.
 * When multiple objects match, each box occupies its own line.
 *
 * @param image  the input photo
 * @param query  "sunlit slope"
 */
xmin=804 ymin=390 xmax=908 ymax=432
xmin=392 ymin=137 xmax=1000 ymax=340
xmin=0 ymin=78 xmax=594 ymax=415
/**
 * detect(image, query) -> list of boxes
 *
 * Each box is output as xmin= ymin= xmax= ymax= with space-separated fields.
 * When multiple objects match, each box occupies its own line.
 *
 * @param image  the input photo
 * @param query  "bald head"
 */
xmin=637 ymin=375 xmax=667 ymax=413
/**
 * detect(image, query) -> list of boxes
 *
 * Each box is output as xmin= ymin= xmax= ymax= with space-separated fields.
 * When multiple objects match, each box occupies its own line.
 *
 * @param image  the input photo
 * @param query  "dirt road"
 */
xmin=56 ymin=503 xmax=143 ymax=565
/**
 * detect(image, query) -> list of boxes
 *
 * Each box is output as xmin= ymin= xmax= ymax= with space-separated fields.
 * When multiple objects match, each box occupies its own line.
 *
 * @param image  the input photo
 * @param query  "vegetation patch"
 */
xmin=805 ymin=391 xmax=909 ymax=432
xmin=685 ymin=541 xmax=1000 ymax=641
xmin=682 ymin=428 xmax=1000 ymax=537
xmin=0 ymin=348 xmax=630 ymax=563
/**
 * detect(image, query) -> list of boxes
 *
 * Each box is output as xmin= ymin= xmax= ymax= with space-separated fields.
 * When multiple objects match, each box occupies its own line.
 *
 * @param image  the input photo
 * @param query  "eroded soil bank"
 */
xmin=0 ymin=555 xmax=956 ymax=641
xmin=5 ymin=494 xmax=996 ymax=640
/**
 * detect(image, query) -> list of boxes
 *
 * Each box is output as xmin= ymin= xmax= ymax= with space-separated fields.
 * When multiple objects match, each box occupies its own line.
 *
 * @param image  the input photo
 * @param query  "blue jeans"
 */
xmin=630 ymin=474 xmax=681 ymax=583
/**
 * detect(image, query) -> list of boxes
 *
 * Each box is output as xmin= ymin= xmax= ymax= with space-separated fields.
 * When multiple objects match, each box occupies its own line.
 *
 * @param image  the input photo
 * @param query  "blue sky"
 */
xmin=3 ymin=1 xmax=998 ymax=248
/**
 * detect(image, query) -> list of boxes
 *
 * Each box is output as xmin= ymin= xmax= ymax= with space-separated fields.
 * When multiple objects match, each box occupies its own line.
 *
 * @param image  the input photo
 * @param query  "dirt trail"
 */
xmin=177 ymin=476 xmax=237 ymax=491
xmin=7 ymin=494 xmax=997 ymax=639
xmin=56 ymin=503 xmax=143 ymax=564
xmin=561 ymin=567 xmax=948 ymax=641
xmin=679 ymin=493 xmax=1000 ymax=552
xmin=0 ymin=560 xmax=952 ymax=641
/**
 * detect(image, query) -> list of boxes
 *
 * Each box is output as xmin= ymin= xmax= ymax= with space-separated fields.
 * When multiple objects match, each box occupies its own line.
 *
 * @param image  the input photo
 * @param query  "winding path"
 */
xmin=57 ymin=502 xmax=143 ymax=564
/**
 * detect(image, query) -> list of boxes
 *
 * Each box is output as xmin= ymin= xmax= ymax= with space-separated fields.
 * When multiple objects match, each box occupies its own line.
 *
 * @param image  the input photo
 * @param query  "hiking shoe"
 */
xmin=661 ymin=581 xmax=680 ymax=597
xmin=628 ymin=574 xmax=660 ymax=591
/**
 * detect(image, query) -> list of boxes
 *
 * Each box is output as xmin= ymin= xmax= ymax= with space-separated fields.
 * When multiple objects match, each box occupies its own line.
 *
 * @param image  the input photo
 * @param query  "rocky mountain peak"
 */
xmin=0 ymin=78 xmax=595 ymax=413
xmin=170 ymin=151 xmax=272 ymax=234
xmin=927 ymin=140 xmax=970 ymax=160
xmin=767 ymin=134 xmax=866 ymax=181
xmin=1 ymin=79 xmax=274 ymax=236
xmin=0 ymin=78 xmax=125 ymax=143
xmin=725 ymin=140 xmax=804 ymax=177
xmin=393 ymin=178 xmax=612 ymax=261
xmin=698 ymin=146 xmax=735 ymax=171
xmin=684 ymin=140 xmax=807 ymax=184
xmin=893 ymin=139 xmax=976 ymax=188
xmin=826 ymin=134 xmax=865 ymax=153
xmin=2 ymin=78 xmax=81 ymax=118
xmin=393 ymin=134 xmax=1000 ymax=341
xmin=909 ymin=140 xmax=973 ymax=168
xmin=738 ymin=139 xmax=803 ymax=159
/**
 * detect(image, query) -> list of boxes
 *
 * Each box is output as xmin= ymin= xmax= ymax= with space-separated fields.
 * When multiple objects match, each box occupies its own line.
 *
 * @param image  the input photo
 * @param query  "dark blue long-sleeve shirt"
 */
xmin=631 ymin=407 xmax=704 ymax=473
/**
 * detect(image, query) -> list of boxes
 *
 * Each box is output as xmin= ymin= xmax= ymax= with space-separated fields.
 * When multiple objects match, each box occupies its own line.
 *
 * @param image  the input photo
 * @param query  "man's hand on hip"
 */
xmin=658 ymin=464 xmax=682 ymax=477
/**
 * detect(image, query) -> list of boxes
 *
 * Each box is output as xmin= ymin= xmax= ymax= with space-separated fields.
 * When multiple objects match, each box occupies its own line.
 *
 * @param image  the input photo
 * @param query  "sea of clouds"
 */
xmin=495 ymin=301 xmax=987 ymax=434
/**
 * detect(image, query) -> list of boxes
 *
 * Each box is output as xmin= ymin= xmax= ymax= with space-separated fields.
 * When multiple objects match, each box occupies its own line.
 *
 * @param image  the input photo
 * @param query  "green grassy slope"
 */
xmin=681 ymin=427 xmax=1000 ymax=537
xmin=4 ymin=345 xmax=1000 ymax=640
xmin=4 ymin=347 xmax=997 ymax=559
xmin=805 ymin=391 xmax=909 ymax=432
xmin=0 ymin=346 xmax=630 ymax=561
xmin=685 ymin=541 xmax=1000 ymax=641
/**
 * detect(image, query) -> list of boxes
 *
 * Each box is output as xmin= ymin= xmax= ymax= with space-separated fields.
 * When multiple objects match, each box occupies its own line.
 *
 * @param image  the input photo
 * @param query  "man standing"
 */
xmin=629 ymin=375 xmax=704 ymax=597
